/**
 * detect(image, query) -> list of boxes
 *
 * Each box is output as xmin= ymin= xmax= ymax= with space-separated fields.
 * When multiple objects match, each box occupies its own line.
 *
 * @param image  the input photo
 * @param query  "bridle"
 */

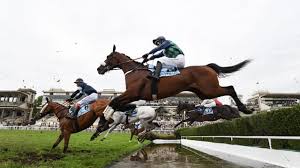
xmin=105 ymin=56 xmax=148 ymax=75
xmin=39 ymin=102 xmax=68 ymax=119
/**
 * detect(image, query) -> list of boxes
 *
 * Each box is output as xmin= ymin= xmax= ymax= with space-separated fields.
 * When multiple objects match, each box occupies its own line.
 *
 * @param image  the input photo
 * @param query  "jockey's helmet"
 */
xmin=153 ymin=36 xmax=166 ymax=46
xmin=74 ymin=78 xmax=84 ymax=83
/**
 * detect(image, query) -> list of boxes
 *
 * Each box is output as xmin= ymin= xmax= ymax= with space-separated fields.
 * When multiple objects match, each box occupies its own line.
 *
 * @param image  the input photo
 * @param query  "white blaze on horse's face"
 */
xmin=40 ymin=103 xmax=49 ymax=114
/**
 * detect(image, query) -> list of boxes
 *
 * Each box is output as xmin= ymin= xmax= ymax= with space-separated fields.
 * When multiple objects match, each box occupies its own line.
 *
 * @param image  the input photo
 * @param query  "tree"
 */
xmin=32 ymin=96 xmax=43 ymax=116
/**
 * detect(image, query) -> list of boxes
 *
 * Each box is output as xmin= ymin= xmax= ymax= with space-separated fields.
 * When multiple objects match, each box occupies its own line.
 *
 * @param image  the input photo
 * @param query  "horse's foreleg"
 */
xmin=63 ymin=132 xmax=71 ymax=153
xmin=101 ymin=123 xmax=119 ymax=141
xmin=90 ymin=118 xmax=111 ymax=141
xmin=52 ymin=133 xmax=63 ymax=149
xmin=90 ymin=125 xmax=102 ymax=141
xmin=129 ymin=129 xmax=135 ymax=142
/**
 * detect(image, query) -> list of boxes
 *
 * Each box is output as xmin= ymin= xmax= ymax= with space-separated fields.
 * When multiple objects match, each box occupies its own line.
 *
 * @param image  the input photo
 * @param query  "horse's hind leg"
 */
xmin=222 ymin=86 xmax=252 ymax=114
xmin=52 ymin=132 xmax=63 ymax=149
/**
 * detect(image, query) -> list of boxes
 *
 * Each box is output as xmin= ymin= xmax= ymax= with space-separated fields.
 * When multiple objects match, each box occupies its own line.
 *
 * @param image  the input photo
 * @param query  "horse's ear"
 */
xmin=46 ymin=97 xmax=52 ymax=103
xmin=113 ymin=45 xmax=116 ymax=53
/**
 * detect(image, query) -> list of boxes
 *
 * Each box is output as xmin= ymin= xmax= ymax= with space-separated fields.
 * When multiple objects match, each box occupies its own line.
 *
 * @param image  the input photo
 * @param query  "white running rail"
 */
xmin=181 ymin=136 xmax=300 ymax=149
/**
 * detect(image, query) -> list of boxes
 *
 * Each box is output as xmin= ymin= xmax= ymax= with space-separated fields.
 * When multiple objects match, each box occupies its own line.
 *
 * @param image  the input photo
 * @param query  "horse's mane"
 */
xmin=52 ymin=102 xmax=68 ymax=109
xmin=119 ymin=52 xmax=146 ymax=68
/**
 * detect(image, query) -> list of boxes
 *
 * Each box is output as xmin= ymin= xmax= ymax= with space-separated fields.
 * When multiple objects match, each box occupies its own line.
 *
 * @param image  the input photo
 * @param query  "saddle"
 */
xmin=148 ymin=64 xmax=181 ymax=100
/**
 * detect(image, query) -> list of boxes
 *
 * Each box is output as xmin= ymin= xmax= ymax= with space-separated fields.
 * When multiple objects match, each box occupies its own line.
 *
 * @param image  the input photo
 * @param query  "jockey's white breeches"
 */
xmin=77 ymin=93 xmax=98 ymax=106
xmin=154 ymin=54 xmax=185 ymax=68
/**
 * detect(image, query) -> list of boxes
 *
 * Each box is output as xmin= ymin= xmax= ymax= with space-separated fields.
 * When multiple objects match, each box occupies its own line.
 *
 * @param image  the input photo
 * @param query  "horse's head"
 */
xmin=177 ymin=102 xmax=195 ymax=114
xmin=30 ymin=97 xmax=64 ymax=125
xmin=97 ymin=45 xmax=130 ymax=74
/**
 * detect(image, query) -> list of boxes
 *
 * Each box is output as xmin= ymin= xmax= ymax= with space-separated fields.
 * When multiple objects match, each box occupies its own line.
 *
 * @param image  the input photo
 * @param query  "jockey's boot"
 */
xmin=147 ymin=61 xmax=162 ymax=80
xmin=66 ymin=106 xmax=80 ymax=119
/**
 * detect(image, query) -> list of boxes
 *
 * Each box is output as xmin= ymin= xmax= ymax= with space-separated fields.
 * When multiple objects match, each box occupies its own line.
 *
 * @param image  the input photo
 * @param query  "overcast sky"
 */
xmin=1 ymin=0 xmax=300 ymax=102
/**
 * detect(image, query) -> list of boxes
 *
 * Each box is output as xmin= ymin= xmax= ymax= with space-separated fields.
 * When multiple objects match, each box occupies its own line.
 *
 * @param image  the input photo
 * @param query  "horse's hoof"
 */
xmin=239 ymin=106 xmax=253 ymax=114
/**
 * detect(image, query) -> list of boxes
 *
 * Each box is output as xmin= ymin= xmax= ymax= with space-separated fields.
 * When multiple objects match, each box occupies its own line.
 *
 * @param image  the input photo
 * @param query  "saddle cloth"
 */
xmin=148 ymin=64 xmax=180 ymax=77
xmin=195 ymin=107 xmax=214 ymax=115
xmin=69 ymin=104 xmax=91 ymax=117
xmin=125 ymin=109 xmax=138 ymax=117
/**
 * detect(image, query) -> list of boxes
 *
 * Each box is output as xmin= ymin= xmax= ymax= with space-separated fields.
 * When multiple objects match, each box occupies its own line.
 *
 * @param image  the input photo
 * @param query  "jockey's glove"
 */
xmin=142 ymin=53 xmax=149 ymax=59
xmin=142 ymin=58 xmax=149 ymax=64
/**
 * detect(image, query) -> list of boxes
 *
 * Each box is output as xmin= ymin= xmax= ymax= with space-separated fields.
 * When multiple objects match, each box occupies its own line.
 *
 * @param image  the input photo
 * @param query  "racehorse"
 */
xmin=30 ymin=98 xmax=109 ymax=153
xmin=97 ymin=46 xmax=252 ymax=116
xmin=174 ymin=102 xmax=241 ymax=128
xmin=129 ymin=126 xmax=145 ymax=142
xmin=129 ymin=121 xmax=161 ymax=142
xmin=90 ymin=106 xmax=158 ymax=141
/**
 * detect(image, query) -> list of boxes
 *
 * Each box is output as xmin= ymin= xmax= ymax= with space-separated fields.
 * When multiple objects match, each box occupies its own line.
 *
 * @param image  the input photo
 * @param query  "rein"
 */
xmin=52 ymin=103 xmax=68 ymax=119
xmin=108 ymin=56 xmax=148 ymax=75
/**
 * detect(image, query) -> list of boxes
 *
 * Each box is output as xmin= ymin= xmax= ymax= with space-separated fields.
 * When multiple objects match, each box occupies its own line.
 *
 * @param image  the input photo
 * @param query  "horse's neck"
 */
xmin=53 ymin=103 xmax=68 ymax=119
xmin=185 ymin=105 xmax=195 ymax=111
xmin=118 ymin=55 xmax=145 ymax=74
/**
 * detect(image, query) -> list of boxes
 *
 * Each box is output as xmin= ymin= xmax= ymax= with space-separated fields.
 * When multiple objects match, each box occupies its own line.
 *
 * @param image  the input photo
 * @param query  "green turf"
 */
xmin=0 ymin=130 xmax=148 ymax=168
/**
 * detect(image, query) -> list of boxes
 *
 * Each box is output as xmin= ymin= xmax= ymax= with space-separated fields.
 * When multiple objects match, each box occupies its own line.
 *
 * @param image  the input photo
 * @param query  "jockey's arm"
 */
xmin=70 ymin=87 xmax=84 ymax=100
xmin=148 ymin=40 xmax=171 ymax=55
xmin=149 ymin=52 xmax=164 ymax=60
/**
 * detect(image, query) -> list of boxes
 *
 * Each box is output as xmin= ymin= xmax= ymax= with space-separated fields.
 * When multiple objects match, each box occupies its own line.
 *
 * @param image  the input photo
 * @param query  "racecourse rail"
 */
xmin=181 ymin=135 xmax=300 ymax=149
xmin=177 ymin=135 xmax=300 ymax=168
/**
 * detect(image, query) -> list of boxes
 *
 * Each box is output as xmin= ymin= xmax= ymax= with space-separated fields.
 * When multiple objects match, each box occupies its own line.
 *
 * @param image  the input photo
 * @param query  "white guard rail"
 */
xmin=181 ymin=135 xmax=300 ymax=168
xmin=181 ymin=135 xmax=300 ymax=149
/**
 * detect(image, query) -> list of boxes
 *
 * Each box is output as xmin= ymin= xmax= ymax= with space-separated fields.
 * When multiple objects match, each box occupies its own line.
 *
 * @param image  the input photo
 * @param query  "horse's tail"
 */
xmin=207 ymin=59 xmax=251 ymax=75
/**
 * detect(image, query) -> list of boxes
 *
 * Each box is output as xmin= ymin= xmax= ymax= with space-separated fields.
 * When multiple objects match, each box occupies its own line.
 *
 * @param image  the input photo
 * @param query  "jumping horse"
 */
xmin=97 ymin=45 xmax=252 ymax=113
xmin=94 ymin=45 xmax=252 ymax=137
xmin=30 ymin=98 xmax=109 ymax=153
xmin=174 ymin=102 xmax=241 ymax=128
xmin=90 ymin=106 xmax=158 ymax=141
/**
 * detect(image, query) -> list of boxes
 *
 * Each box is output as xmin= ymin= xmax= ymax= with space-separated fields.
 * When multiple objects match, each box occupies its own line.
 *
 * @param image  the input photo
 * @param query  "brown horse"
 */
xmin=174 ymin=102 xmax=241 ymax=128
xmin=97 ymin=45 xmax=252 ymax=115
xmin=30 ymin=98 xmax=110 ymax=153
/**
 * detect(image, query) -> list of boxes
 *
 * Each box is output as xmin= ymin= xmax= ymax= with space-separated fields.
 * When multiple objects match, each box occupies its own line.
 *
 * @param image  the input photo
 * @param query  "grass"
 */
xmin=0 ymin=130 xmax=149 ymax=168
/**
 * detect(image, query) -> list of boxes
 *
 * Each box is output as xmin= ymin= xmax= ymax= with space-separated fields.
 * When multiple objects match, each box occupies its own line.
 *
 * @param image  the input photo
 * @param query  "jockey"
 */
xmin=142 ymin=36 xmax=185 ymax=80
xmin=65 ymin=78 xmax=98 ymax=119
xmin=199 ymin=98 xmax=223 ymax=107
xmin=196 ymin=98 xmax=223 ymax=111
